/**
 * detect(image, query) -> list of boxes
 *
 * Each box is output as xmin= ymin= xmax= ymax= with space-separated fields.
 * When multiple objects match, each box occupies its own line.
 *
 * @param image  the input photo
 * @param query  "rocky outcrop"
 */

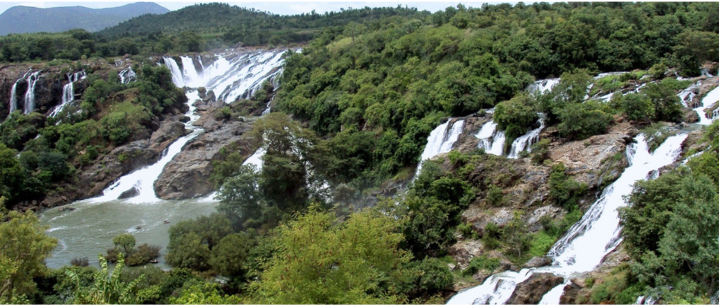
xmin=506 ymin=273 xmax=564 ymax=304
xmin=547 ymin=121 xmax=635 ymax=191
xmin=154 ymin=111 xmax=255 ymax=200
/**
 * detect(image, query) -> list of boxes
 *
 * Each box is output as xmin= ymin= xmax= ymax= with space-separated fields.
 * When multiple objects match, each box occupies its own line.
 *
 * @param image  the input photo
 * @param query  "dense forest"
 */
xmin=0 ymin=1 xmax=718 ymax=305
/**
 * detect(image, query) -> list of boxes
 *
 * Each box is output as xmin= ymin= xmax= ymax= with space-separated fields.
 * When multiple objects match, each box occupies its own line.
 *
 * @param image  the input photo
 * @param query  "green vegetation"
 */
xmin=0 ymin=209 xmax=57 ymax=303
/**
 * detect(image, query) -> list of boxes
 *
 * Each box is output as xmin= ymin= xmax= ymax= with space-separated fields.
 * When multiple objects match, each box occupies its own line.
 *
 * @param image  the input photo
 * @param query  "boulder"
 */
xmin=506 ymin=273 xmax=564 ymax=304
xmin=523 ymin=256 xmax=552 ymax=268
xmin=118 ymin=187 xmax=139 ymax=199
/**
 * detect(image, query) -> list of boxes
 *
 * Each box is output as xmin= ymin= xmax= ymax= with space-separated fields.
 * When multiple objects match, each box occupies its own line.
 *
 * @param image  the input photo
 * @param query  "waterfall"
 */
xmin=23 ymin=70 xmax=42 ymax=114
xmin=119 ymin=67 xmax=137 ymax=84
xmin=415 ymin=119 xmax=465 ymax=178
xmin=527 ymin=78 xmax=560 ymax=95
xmin=91 ymin=49 xmax=289 ymax=204
xmin=475 ymin=120 xmax=506 ymax=156
xmin=180 ymin=56 xmax=202 ymax=87
xmin=507 ymin=118 xmax=545 ymax=159
xmin=163 ymin=57 xmax=185 ymax=88
xmin=447 ymin=133 xmax=689 ymax=305
xmin=209 ymin=50 xmax=287 ymax=103
xmin=693 ymin=86 xmax=719 ymax=125
xmin=50 ymin=71 xmax=86 ymax=118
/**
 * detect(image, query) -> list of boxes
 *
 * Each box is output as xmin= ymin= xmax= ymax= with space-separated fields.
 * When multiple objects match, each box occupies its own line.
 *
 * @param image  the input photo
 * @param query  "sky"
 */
xmin=0 ymin=0 xmax=516 ymax=16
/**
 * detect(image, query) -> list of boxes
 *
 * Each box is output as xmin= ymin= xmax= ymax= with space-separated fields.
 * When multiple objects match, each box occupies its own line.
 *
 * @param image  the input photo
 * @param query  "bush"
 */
xmin=557 ymin=101 xmax=614 ymax=140
xmin=462 ymin=256 xmax=500 ymax=276
xmin=486 ymin=184 xmax=504 ymax=206
xmin=126 ymin=244 xmax=161 ymax=266
xmin=70 ymin=257 xmax=89 ymax=267
xmin=530 ymin=139 xmax=550 ymax=164
xmin=549 ymin=163 xmax=587 ymax=210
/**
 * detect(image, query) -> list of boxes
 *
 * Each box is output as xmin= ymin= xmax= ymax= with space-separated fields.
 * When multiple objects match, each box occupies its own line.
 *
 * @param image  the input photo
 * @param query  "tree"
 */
xmin=217 ymin=165 xmax=264 ymax=230
xmin=250 ymin=207 xmax=411 ymax=304
xmin=642 ymin=82 xmax=683 ymax=122
xmin=165 ymin=233 xmax=211 ymax=271
xmin=622 ymin=93 xmax=653 ymax=122
xmin=113 ymin=233 xmax=136 ymax=255
xmin=0 ymin=210 xmax=57 ymax=301
xmin=209 ymin=233 xmax=254 ymax=277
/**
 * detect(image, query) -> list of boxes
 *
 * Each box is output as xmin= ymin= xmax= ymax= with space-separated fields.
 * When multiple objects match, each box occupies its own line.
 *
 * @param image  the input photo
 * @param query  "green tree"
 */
xmin=0 ymin=210 xmax=57 ymax=301
xmin=250 ymin=207 xmax=411 ymax=304
xmin=113 ymin=233 xmax=136 ymax=255
xmin=209 ymin=233 xmax=254 ymax=277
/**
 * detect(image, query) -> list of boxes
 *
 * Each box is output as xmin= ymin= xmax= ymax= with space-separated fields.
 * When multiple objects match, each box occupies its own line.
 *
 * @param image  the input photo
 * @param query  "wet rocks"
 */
xmin=506 ymin=273 xmax=564 ymax=304
xmin=523 ymin=256 xmax=552 ymax=268
xmin=118 ymin=187 xmax=139 ymax=199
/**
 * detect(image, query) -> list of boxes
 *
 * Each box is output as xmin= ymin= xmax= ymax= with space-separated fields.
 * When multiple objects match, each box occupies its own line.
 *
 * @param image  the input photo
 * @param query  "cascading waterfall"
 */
xmin=415 ymin=119 xmax=465 ymax=178
xmin=119 ymin=66 xmax=137 ymax=84
xmin=23 ymin=70 xmax=42 ymax=114
xmin=693 ymin=86 xmax=719 ymax=125
xmin=507 ymin=118 xmax=545 ymax=159
xmin=475 ymin=120 xmax=505 ymax=156
xmin=447 ymin=133 xmax=689 ymax=305
xmin=163 ymin=57 xmax=185 ymax=88
xmin=91 ymin=49 xmax=290 ymax=204
xmin=180 ymin=56 xmax=202 ymax=87
xmin=527 ymin=78 xmax=560 ymax=95
xmin=9 ymin=70 xmax=31 ymax=114
xmin=50 ymin=71 xmax=86 ymax=118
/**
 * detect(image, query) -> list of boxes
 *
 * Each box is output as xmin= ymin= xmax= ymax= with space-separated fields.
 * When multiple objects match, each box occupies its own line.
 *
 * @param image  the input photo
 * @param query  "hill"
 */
xmin=0 ymin=2 xmax=169 ymax=35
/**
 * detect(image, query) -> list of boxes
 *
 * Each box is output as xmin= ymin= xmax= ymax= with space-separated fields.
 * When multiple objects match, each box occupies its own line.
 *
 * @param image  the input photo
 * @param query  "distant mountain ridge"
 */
xmin=0 ymin=2 xmax=169 ymax=35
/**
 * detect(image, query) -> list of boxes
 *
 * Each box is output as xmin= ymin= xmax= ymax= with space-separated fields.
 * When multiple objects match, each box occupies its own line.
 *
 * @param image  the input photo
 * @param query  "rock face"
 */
xmin=154 ymin=112 xmax=255 ymax=200
xmin=547 ymin=121 xmax=635 ymax=190
xmin=506 ymin=273 xmax=564 ymax=304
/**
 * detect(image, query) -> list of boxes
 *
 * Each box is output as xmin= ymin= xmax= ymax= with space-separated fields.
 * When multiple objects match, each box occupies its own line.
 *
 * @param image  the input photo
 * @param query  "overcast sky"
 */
xmin=0 ymin=0 xmax=517 ymax=16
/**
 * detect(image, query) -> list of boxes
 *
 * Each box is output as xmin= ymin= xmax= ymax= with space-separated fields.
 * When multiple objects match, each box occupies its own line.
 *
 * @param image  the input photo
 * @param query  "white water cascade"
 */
xmin=23 ymin=70 xmax=42 ymax=114
xmin=507 ymin=118 xmax=545 ymax=159
xmin=9 ymin=70 xmax=31 ymax=114
xmin=693 ymin=86 xmax=719 ymax=125
xmin=50 ymin=71 xmax=86 ymax=118
xmin=475 ymin=120 xmax=505 ymax=156
xmin=91 ymin=49 xmax=290 ymax=204
xmin=415 ymin=119 xmax=465 ymax=178
xmin=527 ymin=78 xmax=560 ymax=95
xmin=448 ymin=133 xmax=689 ymax=305
xmin=119 ymin=66 xmax=137 ymax=84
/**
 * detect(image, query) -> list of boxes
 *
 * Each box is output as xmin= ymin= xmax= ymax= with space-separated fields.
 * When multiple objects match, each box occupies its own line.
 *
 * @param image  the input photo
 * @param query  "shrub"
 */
xmin=70 ymin=257 xmax=89 ymax=267
xmin=462 ymin=256 xmax=501 ymax=276
xmin=557 ymin=101 xmax=614 ymax=140
xmin=486 ymin=184 xmax=504 ymax=206
xmin=530 ymin=139 xmax=550 ymax=165
xmin=549 ymin=163 xmax=587 ymax=210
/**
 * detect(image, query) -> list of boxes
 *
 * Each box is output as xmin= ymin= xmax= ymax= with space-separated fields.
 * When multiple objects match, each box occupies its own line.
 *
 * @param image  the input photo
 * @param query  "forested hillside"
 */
xmin=0 ymin=2 xmax=717 ymax=305
xmin=0 ymin=2 xmax=168 ymax=35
